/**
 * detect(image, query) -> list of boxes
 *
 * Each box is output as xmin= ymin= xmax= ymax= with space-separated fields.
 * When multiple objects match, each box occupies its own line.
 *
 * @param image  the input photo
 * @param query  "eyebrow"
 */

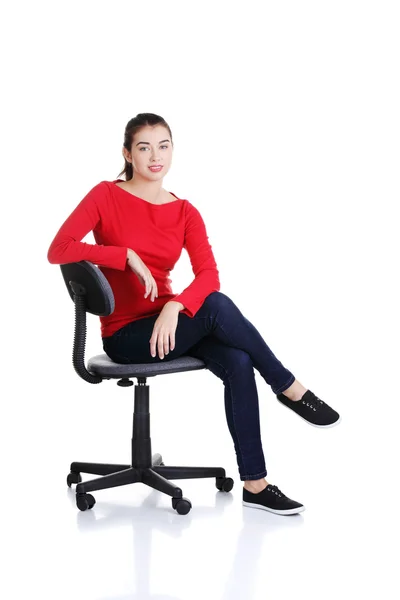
xmin=136 ymin=139 xmax=171 ymax=146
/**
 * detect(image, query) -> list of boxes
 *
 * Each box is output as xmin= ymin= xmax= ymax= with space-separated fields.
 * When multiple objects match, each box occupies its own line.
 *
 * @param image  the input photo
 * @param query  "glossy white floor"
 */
xmin=6 ymin=345 xmax=398 ymax=600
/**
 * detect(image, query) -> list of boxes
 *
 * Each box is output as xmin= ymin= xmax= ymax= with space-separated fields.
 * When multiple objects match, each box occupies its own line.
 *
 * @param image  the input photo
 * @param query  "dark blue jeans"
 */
xmin=102 ymin=291 xmax=295 ymax=481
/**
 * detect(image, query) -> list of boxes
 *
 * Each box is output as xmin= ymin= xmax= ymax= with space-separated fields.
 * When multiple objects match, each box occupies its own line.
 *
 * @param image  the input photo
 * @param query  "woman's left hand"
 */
xmin=149 ymin=302 xmax=180 ymax=359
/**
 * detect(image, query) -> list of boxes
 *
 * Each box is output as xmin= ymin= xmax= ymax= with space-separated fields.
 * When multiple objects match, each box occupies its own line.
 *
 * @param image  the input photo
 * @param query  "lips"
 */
xmin=149 ymin=165 xmax=163 ymax=171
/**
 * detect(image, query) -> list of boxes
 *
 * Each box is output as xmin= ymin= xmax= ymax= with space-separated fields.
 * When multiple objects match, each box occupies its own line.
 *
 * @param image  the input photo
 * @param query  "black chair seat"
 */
xmin=87 ymin=353 xmax=207 ymax=378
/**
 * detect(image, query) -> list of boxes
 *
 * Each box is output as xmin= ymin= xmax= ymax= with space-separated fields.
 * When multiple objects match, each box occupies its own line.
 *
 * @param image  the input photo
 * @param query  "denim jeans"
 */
xmin=102 ymin=291 xmax=295 ymax=481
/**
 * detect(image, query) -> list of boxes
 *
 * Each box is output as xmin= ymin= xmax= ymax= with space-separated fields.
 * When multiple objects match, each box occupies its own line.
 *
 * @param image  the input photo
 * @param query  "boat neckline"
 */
xmin=111 ymin=179 xmax=183 ymax=206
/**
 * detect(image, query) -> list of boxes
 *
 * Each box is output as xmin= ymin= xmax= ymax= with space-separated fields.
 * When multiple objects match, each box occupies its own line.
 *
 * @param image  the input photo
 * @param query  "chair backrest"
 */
xmin=60 ymin=260 xmax=115 ymax=316
xmin=60 ymin=261 xmax=114 ymax=384
xmin=58 ymin=260 xmax=207 ymax=386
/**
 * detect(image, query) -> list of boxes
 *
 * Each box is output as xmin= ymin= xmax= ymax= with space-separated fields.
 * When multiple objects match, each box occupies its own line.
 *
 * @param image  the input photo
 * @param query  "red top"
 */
xmin=47 ymin=180 xmax=220 ymax=338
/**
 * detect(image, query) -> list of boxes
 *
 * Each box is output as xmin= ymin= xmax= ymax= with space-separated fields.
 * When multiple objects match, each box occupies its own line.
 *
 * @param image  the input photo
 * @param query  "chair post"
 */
xmin=131 ymin=378 xmax=152 ymax=468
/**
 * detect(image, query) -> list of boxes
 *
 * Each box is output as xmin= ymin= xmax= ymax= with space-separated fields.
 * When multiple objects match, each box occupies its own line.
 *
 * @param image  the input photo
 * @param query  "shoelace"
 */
xmin=268 ymin=485 xmax=283 ymax=497
xmin=302 ymin=393 xmax=324 ymax=412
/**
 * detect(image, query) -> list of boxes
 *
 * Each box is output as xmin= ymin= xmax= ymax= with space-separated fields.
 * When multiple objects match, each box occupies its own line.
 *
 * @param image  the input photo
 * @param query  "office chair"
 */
xmin=60 ymin=261 xmax=234 ymax=515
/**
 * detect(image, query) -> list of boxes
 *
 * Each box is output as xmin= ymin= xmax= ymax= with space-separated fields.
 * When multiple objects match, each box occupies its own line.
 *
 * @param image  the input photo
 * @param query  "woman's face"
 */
xmin=124 ymin=124 xmax=173 ymax=181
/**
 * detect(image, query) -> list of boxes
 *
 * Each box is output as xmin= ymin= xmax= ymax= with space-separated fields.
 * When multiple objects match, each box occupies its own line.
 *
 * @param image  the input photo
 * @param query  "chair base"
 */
xmin=67 ymin=378 xmax=234 ymax=513
xmin=70 ymin=455 xmax=227 ymax=498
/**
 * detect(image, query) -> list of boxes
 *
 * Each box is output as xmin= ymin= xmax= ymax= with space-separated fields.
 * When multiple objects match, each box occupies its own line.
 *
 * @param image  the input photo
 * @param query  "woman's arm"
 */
xmin=47 ymin=181 xmax=128 ymax=271
xmin=172 ymin=202 xmax=220 ymax=317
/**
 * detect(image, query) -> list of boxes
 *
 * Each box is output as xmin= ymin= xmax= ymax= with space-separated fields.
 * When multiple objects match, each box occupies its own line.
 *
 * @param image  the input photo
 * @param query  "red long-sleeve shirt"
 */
xmin=47 ymin=179 xmax=220 ymax=338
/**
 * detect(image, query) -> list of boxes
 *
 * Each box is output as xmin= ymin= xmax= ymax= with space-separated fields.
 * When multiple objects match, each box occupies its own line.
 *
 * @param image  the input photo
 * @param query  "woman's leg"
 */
xmin=186 ymin=336 xmax=268 ymax=482
xmin=103 ymin=291 xmax=295 ymax=396
xmin=102 ymin=291 xmax=296 ymax=483
xmin=190 ymin=292 xmax=296 ymax=395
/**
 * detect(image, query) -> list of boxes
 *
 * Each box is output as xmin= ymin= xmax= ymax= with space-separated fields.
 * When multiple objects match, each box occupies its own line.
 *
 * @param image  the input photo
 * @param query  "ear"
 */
xmin=122 ymin=148 xmax=131 ymax=163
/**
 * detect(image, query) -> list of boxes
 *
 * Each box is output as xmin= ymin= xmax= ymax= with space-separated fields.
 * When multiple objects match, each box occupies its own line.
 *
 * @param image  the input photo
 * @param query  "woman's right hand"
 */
xmin=127 ymin=249 xmax=159 ymax=302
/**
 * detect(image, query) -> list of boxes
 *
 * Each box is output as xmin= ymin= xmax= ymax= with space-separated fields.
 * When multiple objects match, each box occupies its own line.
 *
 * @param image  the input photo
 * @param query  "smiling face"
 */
xmin=123 ymin=124 xmax=173 ymax=182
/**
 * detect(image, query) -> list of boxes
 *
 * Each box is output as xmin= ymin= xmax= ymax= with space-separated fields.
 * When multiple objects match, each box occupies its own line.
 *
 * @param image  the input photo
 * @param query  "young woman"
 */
xmin=47 ymin=112 xmax=341 ymax=516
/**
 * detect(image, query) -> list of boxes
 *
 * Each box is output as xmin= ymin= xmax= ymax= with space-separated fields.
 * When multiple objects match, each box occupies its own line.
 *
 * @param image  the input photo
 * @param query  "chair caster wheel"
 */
xmin=152 ymin=453 xmax=163 ymax=466
xmin=76 ymin=493 xmax=96 ymax=511
xmin=172 ymin=497 xmax=192 ymax=515
xmin=67 ymin=471 xmax=82 ymax=487
xmin=216 ymin=476 xmax=234 ymax=492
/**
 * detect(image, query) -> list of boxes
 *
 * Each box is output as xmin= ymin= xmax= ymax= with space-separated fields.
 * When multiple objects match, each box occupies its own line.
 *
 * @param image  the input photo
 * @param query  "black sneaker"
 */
xmin=243 ymin=484 xmax=305 ymax=515
xmin=276 ymin=389 xmax=341 ymax=428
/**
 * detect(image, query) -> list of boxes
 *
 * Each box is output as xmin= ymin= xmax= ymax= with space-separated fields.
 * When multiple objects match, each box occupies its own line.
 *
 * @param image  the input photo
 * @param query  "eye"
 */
xmin=139 ymin=145 xmax=169 ymax=151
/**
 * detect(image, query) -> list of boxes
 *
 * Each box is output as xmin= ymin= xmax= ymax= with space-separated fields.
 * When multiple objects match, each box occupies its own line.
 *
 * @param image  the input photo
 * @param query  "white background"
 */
xmin=2 ymin=1 xmax=399 ymax=599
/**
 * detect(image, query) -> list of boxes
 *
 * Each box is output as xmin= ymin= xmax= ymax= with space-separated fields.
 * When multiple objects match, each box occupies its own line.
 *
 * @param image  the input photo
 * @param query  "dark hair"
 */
xmin=116 ymin=113 xmax=173 ymax=181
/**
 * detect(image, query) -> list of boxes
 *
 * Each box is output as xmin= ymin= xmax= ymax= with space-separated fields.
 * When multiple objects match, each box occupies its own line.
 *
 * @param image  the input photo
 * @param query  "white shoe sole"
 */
xmin=243 ymin=500 xmax=306 ymax=515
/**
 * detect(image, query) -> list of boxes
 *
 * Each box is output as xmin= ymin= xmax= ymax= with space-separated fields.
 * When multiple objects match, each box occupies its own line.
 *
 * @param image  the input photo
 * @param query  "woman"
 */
xmin=47 ymin=112 xmax=341 ymax=516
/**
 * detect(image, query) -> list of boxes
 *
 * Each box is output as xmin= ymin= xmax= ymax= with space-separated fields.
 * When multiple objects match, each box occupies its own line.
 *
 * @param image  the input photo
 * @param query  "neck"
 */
xmin=125 ymin=176 xmax=164 ymax=203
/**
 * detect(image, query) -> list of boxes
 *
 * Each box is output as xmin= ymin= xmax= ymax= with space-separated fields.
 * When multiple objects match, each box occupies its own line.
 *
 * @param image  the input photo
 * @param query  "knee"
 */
xmin=225 ymin=348 xmax=254 ymax=378
xmin=203 ymin=291 xmax=234 ymax=310
xmin=233 ymin=349 xmax=253 ymax=369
